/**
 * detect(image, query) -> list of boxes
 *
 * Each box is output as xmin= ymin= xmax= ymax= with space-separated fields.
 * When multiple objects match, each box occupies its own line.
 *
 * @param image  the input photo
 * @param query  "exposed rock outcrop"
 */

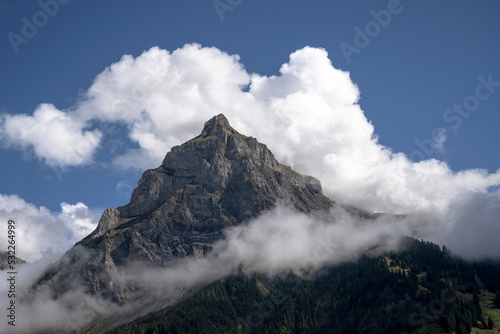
xmin=34 ymin=114 xmax=335 ymax=309
xmin=0 ymin=251 xmax=26 ymax=270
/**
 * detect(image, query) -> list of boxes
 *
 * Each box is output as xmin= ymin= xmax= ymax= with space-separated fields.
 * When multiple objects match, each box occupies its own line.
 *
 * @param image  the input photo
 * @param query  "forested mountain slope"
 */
xmin=109 ymin=238 xmax=500 ymax=334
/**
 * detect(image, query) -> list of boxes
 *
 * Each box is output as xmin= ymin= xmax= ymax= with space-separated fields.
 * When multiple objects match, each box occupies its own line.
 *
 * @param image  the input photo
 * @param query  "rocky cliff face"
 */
xmin=0 ymin=251 xmax=26 ymax=270
xmin=34 ymin=114 xmax=334 ymax=306
xmin=119 ymin=114 xmax=330 ymax=220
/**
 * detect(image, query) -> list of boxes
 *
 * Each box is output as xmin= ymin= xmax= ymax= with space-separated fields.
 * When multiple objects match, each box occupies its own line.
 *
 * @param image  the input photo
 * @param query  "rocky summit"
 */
xmin=34 ymin=114 xmax=334 ymax=311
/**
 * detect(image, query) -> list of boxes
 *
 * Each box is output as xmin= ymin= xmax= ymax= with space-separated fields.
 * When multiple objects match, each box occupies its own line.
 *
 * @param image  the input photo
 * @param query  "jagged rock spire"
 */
xmin=199 ymin=113 xmax=231 ymax=137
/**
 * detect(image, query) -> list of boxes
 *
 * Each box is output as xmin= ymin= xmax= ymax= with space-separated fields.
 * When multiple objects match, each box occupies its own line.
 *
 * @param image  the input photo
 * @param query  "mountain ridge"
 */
xmin=28 ymin=114 xmax=500 ymax=334
xmin=32 ymin=114 xmax=341 ymax=331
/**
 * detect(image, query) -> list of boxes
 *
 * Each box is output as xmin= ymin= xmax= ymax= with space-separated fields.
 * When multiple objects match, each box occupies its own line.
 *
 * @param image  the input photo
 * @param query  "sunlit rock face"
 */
xmin=37 ymin=114 xmax=333 ymax=305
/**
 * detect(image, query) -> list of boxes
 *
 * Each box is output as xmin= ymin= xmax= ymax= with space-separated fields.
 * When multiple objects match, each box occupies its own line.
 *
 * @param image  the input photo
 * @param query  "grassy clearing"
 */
xmin=280 ymin=163 xmax=298 ymax=175
xmin=78 ymin=314 xmax=116 ymax=334
xmin=190 ymin=135 xmax=217 ymax=142
xmin=317 ymin=196 xmax=333 ymax=211
xmin=113 ymin=216 xmax=140 ymax=232
xmin=417 ymin=272 xmax=428 ymax=282
xmin=384 ymin=256 xmax=432 ymax=294
xmin=115 ymin=216 xmax=137 ymax=228
xmin=471 ymin=328 xmax=498 ymax=333
xmin=385 ymin=256 xmax=410 ymax=276
xmin=467 ymin=291 xmax=500 ymax=333
xmin=480 ymin=291 xmax=500 ymax=331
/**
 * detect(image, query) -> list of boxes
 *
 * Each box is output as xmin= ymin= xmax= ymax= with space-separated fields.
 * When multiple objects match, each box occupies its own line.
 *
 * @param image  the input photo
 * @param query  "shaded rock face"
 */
xmin=38 ymin=114 xmax=334 ymax=304
xmin=0 ymin=251 xmax=26 ymax=271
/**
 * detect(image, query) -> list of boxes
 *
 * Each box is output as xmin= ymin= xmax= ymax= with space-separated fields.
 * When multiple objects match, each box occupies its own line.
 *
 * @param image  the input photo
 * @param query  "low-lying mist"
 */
xmin=0 ymin=204 xmax=427 ymax=333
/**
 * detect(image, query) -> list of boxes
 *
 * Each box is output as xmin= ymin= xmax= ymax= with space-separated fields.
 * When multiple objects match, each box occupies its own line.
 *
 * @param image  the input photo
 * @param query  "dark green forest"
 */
xmin=109 ymin=238 xmax=500 ymax=334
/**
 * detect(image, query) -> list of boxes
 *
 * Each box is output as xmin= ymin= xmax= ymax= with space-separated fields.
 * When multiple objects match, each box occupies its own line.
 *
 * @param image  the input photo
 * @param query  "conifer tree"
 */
xmin=488 ymin=316 xmax=494 ymax=330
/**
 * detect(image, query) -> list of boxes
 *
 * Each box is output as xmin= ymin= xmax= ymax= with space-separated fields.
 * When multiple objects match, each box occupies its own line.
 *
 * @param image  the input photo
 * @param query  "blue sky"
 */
xmin=1 ymin=1 xmax=500 ymax=261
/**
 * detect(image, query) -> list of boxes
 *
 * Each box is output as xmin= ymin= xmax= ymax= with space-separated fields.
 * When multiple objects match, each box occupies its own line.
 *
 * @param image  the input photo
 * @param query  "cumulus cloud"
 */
xmin=58 ymin=201 xmax=99 ymax=243
xmin=77 ymin=44 xmax=251 ymax=169
xmin=1 ymin=43 xmax=499 ymax=259
xmin=0 ymin=103 xmax=101 ymax=167
xmin=0 ymin=194 xmax=98 ymax=262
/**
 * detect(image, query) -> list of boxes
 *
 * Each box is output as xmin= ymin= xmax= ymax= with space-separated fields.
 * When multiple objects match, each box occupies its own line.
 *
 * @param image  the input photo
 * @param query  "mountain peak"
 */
xmin=118 ymin=114 xmax=330 ymax=220
xmin=199 ymin=113 xmax=231 ymax=137
xmin=188 ymin=113 xmax=246 ymax=145
xmin=40 ymin=114 xmax=334 ymax=307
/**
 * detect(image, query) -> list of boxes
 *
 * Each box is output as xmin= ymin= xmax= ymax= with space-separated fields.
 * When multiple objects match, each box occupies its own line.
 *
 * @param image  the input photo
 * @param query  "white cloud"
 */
xmin=431 ymin=190 xmax=500 ymax=259
xmin=58 ymin=202 xmax=99 ymax=243
xmin=0 ymin=103 xmax=101 ymax=167
xmin=0 ymin=194 xmax=98 ymax=262
xmin=214 ymin=205 xmax=404 ymax=276
xmin=132 ymin=205 xmax=405 ymax=295
xmin=1 ymin=43 xmax=500 ymax=259
xmin=0 ymin=282 xmax=116 ymax=334
xmin=78 ymin=44 xmax=251 ymax=169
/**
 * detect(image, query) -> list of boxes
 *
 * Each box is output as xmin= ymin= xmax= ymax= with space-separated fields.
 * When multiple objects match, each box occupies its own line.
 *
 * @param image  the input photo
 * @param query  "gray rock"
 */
xmin=90 ymin=207 xmax=120 ymax=238
xmin=33 ymin=113 xmax=336 ymax=317
xmin=0 ymin=251 xmax=26 ymax=270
